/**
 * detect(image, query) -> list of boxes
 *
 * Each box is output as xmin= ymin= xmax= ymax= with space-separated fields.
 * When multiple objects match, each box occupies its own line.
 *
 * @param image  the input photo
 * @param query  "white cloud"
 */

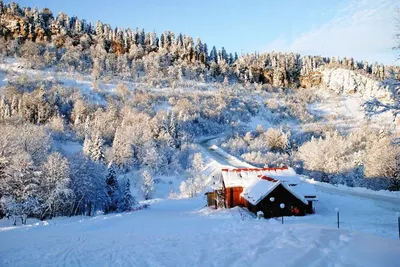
xmin=264 ymin=0 xmax=399 ymax=65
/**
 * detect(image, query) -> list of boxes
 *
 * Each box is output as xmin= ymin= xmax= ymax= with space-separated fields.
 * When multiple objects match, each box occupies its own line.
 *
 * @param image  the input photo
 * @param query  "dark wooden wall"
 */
xmin=247 ymin=184 xmax=311 ymax=218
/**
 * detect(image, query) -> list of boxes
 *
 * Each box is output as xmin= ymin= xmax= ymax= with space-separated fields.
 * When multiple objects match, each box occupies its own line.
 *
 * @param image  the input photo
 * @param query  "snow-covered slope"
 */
xmin=322 ymin=68 xmax=394 ymax=104
xmin=1 ymin=198 xmax=400 ymax=267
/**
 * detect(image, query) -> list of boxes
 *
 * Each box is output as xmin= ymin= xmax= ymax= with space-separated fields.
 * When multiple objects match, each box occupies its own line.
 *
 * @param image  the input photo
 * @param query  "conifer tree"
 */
xmin=122 ymin=178 xmax=134 ymax=211
xmin=90 ymin=131 xmax=104 ymax=162
xmin=210 ymin=46 xmax=218 ymax=63
xmin=105 ymin=163 xmax=119 ymax=213
xmin=83 ymin=134 xmax=92 ymax=158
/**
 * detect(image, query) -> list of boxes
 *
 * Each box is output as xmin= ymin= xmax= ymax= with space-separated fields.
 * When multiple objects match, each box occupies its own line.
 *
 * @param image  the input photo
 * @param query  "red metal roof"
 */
xmin=221 ymin=167 xmax=288 ymax=173
xmin=259 ymin=176 xmax=279 ymax=182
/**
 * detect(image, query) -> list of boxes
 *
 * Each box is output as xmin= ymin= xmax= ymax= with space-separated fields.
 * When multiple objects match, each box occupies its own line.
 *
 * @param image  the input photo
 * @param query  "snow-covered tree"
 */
xmin=140 ymin=169 xmax=154 ymax=200
xmin=40 ymin=152 xmax=72 ymax=219
xmin=0 ymin=196 xmax=34 ymax=225
xmin=83 ymin=134 xmax=92 ymax=158
xmin=68 ymin=153 xmax=107 ymax=216
xmin=264 ymin=128 xmax=290 ymax=152
xmin=180 ymin=153 xmax=205 ymax=198
xmin=90 ymin=131 xmax=104 ymax=162
xmin=296 ymin=131 xmax=351 ymax=183
xmin=0 ymin=151 xmax=41 ymax=224
xmin=363 ymin=134 xmax=400 ymax=190
xmin=111 ymin=126 xmax=134 ymax=169
xmin=49 ymin=115 xmax=65 ymax=135
xmin=140 ymin=141 xmax=165 ymax=174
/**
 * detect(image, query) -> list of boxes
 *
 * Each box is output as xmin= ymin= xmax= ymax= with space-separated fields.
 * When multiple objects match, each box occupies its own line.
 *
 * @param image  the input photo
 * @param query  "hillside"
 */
xmin=0 ymin=1 xmax=400 ymax=266
xmin=0 ymin=48 xmax=399 ymax=217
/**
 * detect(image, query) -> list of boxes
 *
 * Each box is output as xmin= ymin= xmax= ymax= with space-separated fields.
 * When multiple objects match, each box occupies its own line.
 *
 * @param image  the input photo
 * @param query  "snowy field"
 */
xmin=1 ymin=197 xmax=400 ymax=267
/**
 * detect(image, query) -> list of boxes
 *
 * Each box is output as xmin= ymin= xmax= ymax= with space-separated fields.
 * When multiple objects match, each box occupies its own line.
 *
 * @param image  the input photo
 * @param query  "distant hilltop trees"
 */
xmin=0 ymin=1 xmax=399 ymax=87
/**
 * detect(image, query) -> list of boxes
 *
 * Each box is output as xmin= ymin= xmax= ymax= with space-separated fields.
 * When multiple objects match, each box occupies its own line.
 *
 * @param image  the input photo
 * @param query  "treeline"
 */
xmin=0 ymin=1 xmax=399 ymax=88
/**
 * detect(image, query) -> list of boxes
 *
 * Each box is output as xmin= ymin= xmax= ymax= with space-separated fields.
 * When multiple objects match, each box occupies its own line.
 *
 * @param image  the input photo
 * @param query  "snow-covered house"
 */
xmin=206 ymin=167 xmax=317 ymax=218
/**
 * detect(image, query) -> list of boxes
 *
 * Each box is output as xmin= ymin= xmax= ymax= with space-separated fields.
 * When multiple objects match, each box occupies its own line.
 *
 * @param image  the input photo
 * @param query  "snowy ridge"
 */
xmin=322 ymin=68 xmax=394 ymax=104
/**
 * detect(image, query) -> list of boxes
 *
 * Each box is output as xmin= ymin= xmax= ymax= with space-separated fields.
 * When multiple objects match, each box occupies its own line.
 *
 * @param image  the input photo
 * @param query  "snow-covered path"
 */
xmin=200 ymin=137 xmax=254 ymax=168
xmin=198 ymin=136 xmax=255 ymax=181
xmin=1 ymin=198 xmax=399 ymax=267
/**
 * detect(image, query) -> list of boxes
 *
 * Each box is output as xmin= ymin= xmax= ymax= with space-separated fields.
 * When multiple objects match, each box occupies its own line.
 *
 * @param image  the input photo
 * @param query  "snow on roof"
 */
xmin=221 ymin=168 xmax=266 ymax=188
xmin=221 ymin=167 xmax=311 ymax=206
xmin=242 ymin=178 xmax=280 ymax=205
xmin=242 ymin=180 xmax=309 ymax=206
xmin=221 ymin=167 xmax=300 ymax=187
xmin=279 ymin=183 xmax=309 ymax=205
xmin=289 ymin=183 xmax=318 ymax=201
xmin=262 ymin=167 xmax=300 ymax=184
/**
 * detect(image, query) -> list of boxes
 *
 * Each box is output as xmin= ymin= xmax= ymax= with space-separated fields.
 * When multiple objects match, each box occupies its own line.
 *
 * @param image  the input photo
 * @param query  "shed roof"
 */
xmin=221 ymin=167 xmax=312 ymax=206
xmin=289 ymin=183 xmax=318 ymax=201
xmin=242 ymin=180 xmax=309 ymax=205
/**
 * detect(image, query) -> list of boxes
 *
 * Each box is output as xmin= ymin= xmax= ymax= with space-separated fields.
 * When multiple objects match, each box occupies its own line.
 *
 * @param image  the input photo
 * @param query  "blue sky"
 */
xmin=14 ymin=0 xmax=400 ymax=64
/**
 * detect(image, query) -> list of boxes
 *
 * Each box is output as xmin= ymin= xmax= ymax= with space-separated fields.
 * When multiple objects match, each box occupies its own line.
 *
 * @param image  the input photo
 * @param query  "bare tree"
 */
xmin=394 ymin=9 xmax=400 ymax=60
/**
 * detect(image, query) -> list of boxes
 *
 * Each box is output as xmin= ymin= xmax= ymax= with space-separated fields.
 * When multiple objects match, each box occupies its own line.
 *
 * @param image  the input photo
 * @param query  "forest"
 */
xmin=0 ymin=1 xmax=399 ymax=86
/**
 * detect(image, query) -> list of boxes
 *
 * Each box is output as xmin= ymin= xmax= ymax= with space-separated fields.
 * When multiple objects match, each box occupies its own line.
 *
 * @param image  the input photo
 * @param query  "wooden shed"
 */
xmin=205 ymin=191 xmax=217 ymax=207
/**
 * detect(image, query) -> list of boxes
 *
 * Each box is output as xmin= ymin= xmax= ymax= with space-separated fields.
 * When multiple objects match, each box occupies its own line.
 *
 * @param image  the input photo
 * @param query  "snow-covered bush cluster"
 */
xmin=179 ymin=153 xmax=206 ymax=198
xmin=296 ymin=126 xmax=399 ymax=190
xmin=221 ymin=127 xmax=292 ymax=167
xmin=222 ymin=123 xmax=399 ymax=191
